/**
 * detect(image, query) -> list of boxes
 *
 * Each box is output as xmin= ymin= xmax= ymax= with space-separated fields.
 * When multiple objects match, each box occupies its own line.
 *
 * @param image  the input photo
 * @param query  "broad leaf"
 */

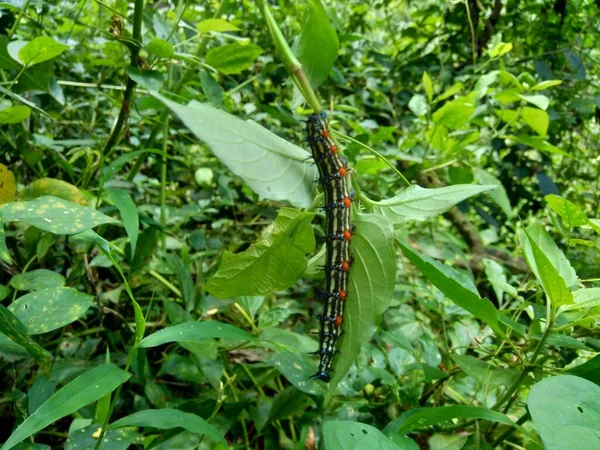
xmin=423 ymin=71 xmax=434 ymax=102
xmin=152 ymin=93 xmax=316 ymax=208
xmin=18 ymin=36 xmax=69 ymax=66
xmin=2 ymin=364 xmax=130 ymax=450
xmin=205 ymin=208 xmax=315 ymax=298
xmin=267 ymin=352 xmax=327 ymax=396
xmin=473 ymin=169 xmax=512 ymax=217
xmin=545 ymin=194 xmax=589 ymax=229
xmin=531 ymin=80 xmax=562 ymax=91
xmin=397 ymin=241 xmax=503 ymax=336
xmin=10 ymin=269 xmax=65 ymax=291
xmin=127 ymin=67 xmax=164 ymax=91
xmin=517 ymin=94 xmax=550 ymax=110
xmin=9 ymin=287 xmax=94 ymax=335
xmin=20 ymin=178 xmax=87 ymax=205
xmin=0 ymin=105 xmax=31 ymax=124
xmin=0 ymin=163 xmax=17 ymax=204
xmin=519 ymin=223 xmax=578 ymax=290
xmin=432 ymin=93 xmax=476 ymax=129
xmin=108 ymin=409 xmax=226 ymax=445
xmin=371 ymin=185 xmax=496 ymax=226
xmin=146 ymin=38 xmax=174 ymax=58
xmin=326 ymin=213 xmax=396 ymax=398
xmin=521 ymin=229 xmax=573 ymax=308
xmin=0 ymin=196 xmax=116 ymax=234
xmin=0 ymin=214 xmax=11 ymax=263
xmin=136 ymin=321 xmax=257 ymax=349
xmin=295 ymin=0 xmax=339 ymax=90
xmin=522 ymin=107 xmax=549 ymax=137
xmin=452 ymin=354 xmax=520 ymax=386
xmin=205 ymin=43 xmax=263 ymax=74
xmin=528 ymin=375 xmax=600 ymax=450
xmin=384 ymin=405 xmax=520 ymax=436
xmin=0 ymin=305 xmax=52 ymax=372
xmin=197 ymin=18 xmax=239 ymax=32
xmin=324 ymin=421 xmax=410 ymax=450
xmin=568 ymin=354 xmax=600 ymax=385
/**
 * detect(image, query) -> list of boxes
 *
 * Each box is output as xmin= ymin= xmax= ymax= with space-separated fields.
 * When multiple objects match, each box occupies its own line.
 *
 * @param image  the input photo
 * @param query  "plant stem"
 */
xmin=99 ymin=0 xmax=144 ymax=159
xmin=490 ymin=412 xmax=531 ymax=447
xmin=160 ymin=117 xmax=170 ymax=249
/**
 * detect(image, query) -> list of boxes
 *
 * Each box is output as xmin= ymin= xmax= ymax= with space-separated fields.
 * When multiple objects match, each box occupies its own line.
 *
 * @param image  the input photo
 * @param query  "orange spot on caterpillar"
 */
xmin=339 ymin=167 xmax=347 ymax=177
xmin=343 ymin=197 xmax=352 ymax=208
xmin=330 ymin=144 xmax=338 ymax=154
xmin=341 ymin=261 xmax=350 ymax=272
xmin=339 ymin=289 xmax=347 ymax=301
xmin=343 ymin=230 xmax=352 ymax=241
xmin=335 ymin=315 xmax=343 ymax=327
xmin=321 ymin=130 xmax=330 ymax=138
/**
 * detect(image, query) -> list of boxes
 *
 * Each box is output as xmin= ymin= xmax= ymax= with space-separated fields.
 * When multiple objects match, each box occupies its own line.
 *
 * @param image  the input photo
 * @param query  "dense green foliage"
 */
xmin=1 ymin=0 xmax=600 ymax=449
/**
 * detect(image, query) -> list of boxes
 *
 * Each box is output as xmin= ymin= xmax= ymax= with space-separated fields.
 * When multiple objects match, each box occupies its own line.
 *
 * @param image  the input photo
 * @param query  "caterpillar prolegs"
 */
xmin=306 ymin=113 xmax=354 ymax=382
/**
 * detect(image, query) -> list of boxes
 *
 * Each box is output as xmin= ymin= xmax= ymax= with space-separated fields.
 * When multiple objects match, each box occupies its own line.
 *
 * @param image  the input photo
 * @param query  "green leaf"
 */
xmin=101 ymin=149 xmax=165 ymax=184
xmin=295 ymin=0 xmax=339 ymax=90
xmin=18 ymin=36 xmax=69 ymax=66
xmin=0 ymin=214 xmax=11 ymax=263
xmin=519 ymin=223 xmax=579 ymax=290
xmin=512 ymin=135 xmax=570 ymax=157
xmin=0 ymin=105 xmax=31 ymax=124
xmin=531 ymin=80 xmax=563 ymax=91
xmin=371 ymin=185 xmax=496 ymax=226
xmin=568 ymin=354 xmax=600 ymax=385
xmin=146 ymin=38 xmax=174 ymax=58
xmin=0 ymin=163 xmax=16 ymax=205
xmin=10 ymin=269 xmax=65 ymax=291
xmin=521 ymin=228 xmax=574 ymax=308
xmin=423 ymin=71 xmax=433 ymax=102
xmin=408 ymin=94 xmax=427 ymax=117
xmin=0 ymin=196 xmax=116 ymax=234
xmin=528 ymin=375 xmax=600 ymax=450
xmin=205 ymin=208 xmax=315 ymax=298
xmin=522 ymin=107 xmax=549 ymax=137
xmin=434 ymin=82 xmax=463 ymax=102
xmin=268 ymin=387 xmax=312 ymax=423
xmin=127 ymin=67 xmax=164 ymax=91
xmin=168 ymin=254 xmax=195 ymax=312
xmin=0 ymin=305 xmax=52 ymax=372
xmin=483 ymin=258 xmax=517 ymax=301
xmin=517 ymin=94 xmax=550 ymax=110
xmin=136 ymin=321 xmax=257 ymax=349
xmin=108 ymin=409 xmax=226 ymax=445
xmin=7 ymin=40 xmax=27 ymax=64
xmin=205 ymin=43 xmax=262 ymax=74
xmin=197 ymin=18 xmax=240 ymax=32
xmin=9 ymin=287 xmax=94 ymax=335
xmin=545 ymin=194 xmax=589 ymax=229
xmin=489 ymin=42 xmax=512 ymax=58
xmin=473 ymin=169 xmax=512 ymax=217
xmin=2 ymin=364 xmax=130 ymax=450
xmin=432 ymin=93 xmax=476 ymax=129
xmin=452 ymin=354 xmax=521 ymax=386
xmin=199 ymin=69 xmax=223 ymax=106
xmin=397 ymin=241 xmax=503 ymax=336
xmin=106 ymin=188 xmax=139 ymax=258
xmin=384 ymin=405 xmax=520 ymax=436
xmin=20 ymin=178 xmax=87 ymax=205
xmin=326 ymin=213 xmax=396 ymax=397
xmin=152 ymin=93 xmax=316 ymax=208
xmin=0 ymin=35 xmax=20 ymax=70
xmin=324 ymin=421 xmax=408 ymax=450
xmin=266 ymin=352 xmax=327 ymax=396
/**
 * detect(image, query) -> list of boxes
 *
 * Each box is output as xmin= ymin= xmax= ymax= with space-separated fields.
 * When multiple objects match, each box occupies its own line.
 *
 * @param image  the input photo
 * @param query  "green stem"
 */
xmin=490 ymin=412 xmax=531 ymax=447
xmin=256 ymin=0 xmax=321 ymax=113
xmin=98 ymin=0 xmax=144 ymax=159
xmin=7 ymin=0 xmax=31 ymax=38
xmin=160 ymin=117 xmax=170 ymax=248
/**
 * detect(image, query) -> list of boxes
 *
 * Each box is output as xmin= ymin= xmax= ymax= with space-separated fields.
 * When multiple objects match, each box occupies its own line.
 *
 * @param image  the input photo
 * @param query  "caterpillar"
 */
xmin=306 ymin=112 xmax=354 ymax=382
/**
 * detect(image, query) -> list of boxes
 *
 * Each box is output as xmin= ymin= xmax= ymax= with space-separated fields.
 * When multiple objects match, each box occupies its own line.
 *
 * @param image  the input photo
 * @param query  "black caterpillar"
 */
xmin=306 ymin=112 xmax=353 ymax=382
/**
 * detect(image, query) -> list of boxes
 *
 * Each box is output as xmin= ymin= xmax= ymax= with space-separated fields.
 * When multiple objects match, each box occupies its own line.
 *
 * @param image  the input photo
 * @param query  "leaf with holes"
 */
xmin=152 ymin=93 xmax=316 ymax=208
xmin=324 ymin=421 xmax=409 ymax=450
xmin=528 ymin=375 xmax=600 ymax=449
xmin=371 ymin=185 xmax=497 ymax=226
xmin=0 ymin=196 xmax=116 ymax=234
xmin=9 ymin=287 xmax=94 ymax=335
